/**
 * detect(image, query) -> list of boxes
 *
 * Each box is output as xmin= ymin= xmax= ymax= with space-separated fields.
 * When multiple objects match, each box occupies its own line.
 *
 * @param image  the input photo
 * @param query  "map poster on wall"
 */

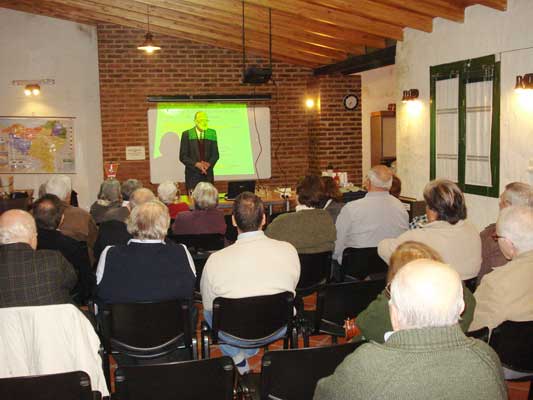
xmin=0 ymin=117 xmax=75 ymax=174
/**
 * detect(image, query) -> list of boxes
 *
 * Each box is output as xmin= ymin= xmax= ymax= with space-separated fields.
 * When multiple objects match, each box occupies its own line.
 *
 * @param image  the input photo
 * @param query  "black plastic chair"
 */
xmin=201 ymin=292 xmax=297 ymax=359
xmin=341 ymin=247 xmax=388 ymax=280
xmin=169 ymin=233 xmax=225 ymax=253
xmin=114 ymin=357 xmax=235 ymax=400
xmin=301 ymin=279 xmax=386 ymax=345
xmin=224 ymin=214 xmax=238 ymax=244
xmin=295 ymin=252 xmax=332 ymax=313
xmin=0 ymin=371 xmax=99 ymax=400
xmin=99 ymin=299 xmax=197 ymax=387
xmin=466 ymin=327 xmax=489 ymax=342
xmin=258 ymin=341 xmax=364 ymax=400
xmin=489 ymin=320 xmax=533 ymax=399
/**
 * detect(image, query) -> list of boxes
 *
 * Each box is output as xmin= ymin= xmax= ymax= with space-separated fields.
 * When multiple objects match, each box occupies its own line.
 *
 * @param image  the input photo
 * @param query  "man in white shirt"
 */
xmin=333 ymin=165 xmax=409 ymax=264
xmin=201 ymin=192 xmax=300 ymax=374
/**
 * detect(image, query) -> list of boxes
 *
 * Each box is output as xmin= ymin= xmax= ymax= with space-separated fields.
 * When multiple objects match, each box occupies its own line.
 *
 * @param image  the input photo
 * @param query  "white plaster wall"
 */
xmin=358 ymin=65 xmax=396 ymax=178
xmin=396 ymin=0 xmax=533 ymax=230
xmin=0 ymin=8 xmax=103 ymax=209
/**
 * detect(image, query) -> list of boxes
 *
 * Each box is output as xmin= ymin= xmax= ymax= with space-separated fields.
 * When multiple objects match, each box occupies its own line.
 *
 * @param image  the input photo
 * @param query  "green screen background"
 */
xmin=154 ymin=103 xmax=255 ymax=176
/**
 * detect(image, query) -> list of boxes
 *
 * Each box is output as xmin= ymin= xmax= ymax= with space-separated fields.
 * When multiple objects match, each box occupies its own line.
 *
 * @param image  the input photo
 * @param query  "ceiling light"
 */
xmin=24 ymin=84 xmax=40 ymax=96
xmin=138 ymin=6 xmax=160 ymax=54
xmin=305 ymin=98 xmax=315 ymax=109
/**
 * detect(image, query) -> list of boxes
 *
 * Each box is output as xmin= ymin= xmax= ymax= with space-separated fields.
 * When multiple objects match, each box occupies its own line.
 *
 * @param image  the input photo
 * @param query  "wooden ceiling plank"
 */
xmin=308 ymin=0 xmax=434 ymax=32
xmin=463 ymin=0 xmax=507 ymax=11
xmin=240 ymin=0 xmax=404 ymax=40
xmin=43 ymin=0 xmax=327 ymax=66
xmin=89 ymin=0 xmax=348 ymax=59
xmin=374 ymin=0 xmax=465 ymax=22
xmin=133 ymin=0 xmax=385 ymax=49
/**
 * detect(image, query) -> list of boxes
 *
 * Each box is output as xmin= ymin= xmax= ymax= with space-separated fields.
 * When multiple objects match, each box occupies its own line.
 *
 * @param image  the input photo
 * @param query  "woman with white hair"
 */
xmin=90 ymin=180 xmax=122 ymax=224
xmin=171 ymin=182 xmax=226 ymax=236
xmin=157 ymin=181 xmax=189 ymax=219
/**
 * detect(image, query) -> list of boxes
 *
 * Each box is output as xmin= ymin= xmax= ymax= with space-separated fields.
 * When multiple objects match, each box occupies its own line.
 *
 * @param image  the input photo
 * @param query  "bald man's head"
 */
xmin=129 ymin=188 xmax=156 ymax=209
xmin=367 ymin=165 xmax=393 ymax=191
xmin=389 ymin=259 xmax=464 ymax=331
xmin=0 ymin=209 xmax=38 ymax=249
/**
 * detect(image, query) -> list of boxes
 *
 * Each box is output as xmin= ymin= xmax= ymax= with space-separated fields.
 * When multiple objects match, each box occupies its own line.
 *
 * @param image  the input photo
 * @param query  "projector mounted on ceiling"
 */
xmin=243 ymin=66 xmax=272 ymax=84
xmin=241 ymin=2 xmax=272 ymax=85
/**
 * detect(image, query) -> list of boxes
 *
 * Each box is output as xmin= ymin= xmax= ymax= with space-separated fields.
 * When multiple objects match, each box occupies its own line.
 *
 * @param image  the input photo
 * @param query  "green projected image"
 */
xmin=154 ymin=103 xmax=255 ymax=176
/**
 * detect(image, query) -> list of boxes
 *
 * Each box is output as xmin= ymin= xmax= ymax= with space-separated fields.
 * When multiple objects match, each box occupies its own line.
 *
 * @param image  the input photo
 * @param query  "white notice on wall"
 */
xmin=126 ymin=146 xmax=146 ymax=160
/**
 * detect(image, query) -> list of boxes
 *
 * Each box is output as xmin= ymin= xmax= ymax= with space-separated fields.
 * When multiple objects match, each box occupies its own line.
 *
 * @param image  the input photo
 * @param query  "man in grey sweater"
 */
xmin=314 ymin=259 xmax=506 ymax=400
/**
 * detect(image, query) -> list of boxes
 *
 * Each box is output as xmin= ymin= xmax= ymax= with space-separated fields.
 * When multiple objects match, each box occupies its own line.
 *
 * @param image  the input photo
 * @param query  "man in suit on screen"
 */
xmin=179 ymin=111 xmax=219 ymax=191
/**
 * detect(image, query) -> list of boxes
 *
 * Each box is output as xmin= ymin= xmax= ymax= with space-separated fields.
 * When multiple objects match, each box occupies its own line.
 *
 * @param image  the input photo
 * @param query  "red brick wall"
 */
xmin=97 ymin=23 xmax=362 ymax=193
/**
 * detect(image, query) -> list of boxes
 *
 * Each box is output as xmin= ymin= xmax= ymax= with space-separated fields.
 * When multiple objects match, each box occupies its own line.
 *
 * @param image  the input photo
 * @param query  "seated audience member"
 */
xmin=320 ymin=176 xmax=344 ymax=223
xmin=101 ymin=178 xmax=142 ymax=223
xmin=314 ymin=259 xmax=506 ymax=400
xmin=389 ymin=174 xmax=402 ymax=198
xmin=34 ymin=194 xmax=94 ymax=304
xmin=379 ymin=179 xmax=481 ymax=280
xmin=157 ymin=180 xmax=189 ymax=219
xmin=266 ymin=175 xmax=336 ymax=254
xmin=0 ymin=209 xmax=76 ymax=307
xmin=478 ymin=182 xmax=532 ymax=283
xmin=44 ymin=175 xmax=98 ymax=255
xmin=334 ymin=165 xmax=408 ymax=264
xmin=470 ymin=206 xmax=533 ymax=332
xmin=354 ymin=241 xmax=475 ymax=343
xmin=96 ymin=200 xmax=196 ymax=305
xmin=93 ymin=188 xmax=155 ymax=261
xmin=172 ymin=182 xmax=226 ymax=235
xmin=201 ymin=192 xmax=300 ymax=374
xmin=90 ymin=179 xmax=122 ymax=224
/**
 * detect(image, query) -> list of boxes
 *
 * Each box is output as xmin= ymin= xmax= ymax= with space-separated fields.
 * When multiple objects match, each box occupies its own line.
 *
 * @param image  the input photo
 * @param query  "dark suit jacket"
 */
xmin=37 ymin=228 xmax=95 ymax=304
xmin=179 ymin=127 xmax=219 ymax=190
xmin=0 ymin=242 xmax=77 ymax=307
xmin=94 ymin=220 xmax=133 ymax=262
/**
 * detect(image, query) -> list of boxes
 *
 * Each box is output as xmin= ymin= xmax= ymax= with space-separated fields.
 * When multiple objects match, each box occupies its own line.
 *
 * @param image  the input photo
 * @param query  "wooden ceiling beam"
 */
xmin=90 ymin=0 xmax=350 ymax=59
xmin=134 ymin=0 xmax=384 ymax=49
xmin=243 ymin=0 xmax=404 ymax=40
xmin=42 ymin=0 xmax=326 ymax=66
xmin=309 ymin=0 xmax=434 ymax=32
xmin=374 ymin=0 xmax=465 ymax=22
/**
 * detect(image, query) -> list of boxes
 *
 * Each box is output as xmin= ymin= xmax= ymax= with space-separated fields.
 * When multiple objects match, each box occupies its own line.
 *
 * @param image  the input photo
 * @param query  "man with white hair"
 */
xmin=478 ymin=182 xmax=532 ymax=282
xmin=44 ymin=175 xmax=97 ymax=258
xmin=470 ymin=206 xmax=533 ymax=331
xmin=314 ymin=260 xmax=506 ymax=400
xmin=333 ymin=165 xmax=408 ymax=263
xmin=96 ymin=200 xmax=196 ymax=305
xmin=0 ymin=209 xmax=77 ymax=307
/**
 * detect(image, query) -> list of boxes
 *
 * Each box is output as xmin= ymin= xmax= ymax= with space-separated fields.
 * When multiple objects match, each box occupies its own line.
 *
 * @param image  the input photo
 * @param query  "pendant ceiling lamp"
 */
xmin=138 ymin=5 xmax=161 ymax=54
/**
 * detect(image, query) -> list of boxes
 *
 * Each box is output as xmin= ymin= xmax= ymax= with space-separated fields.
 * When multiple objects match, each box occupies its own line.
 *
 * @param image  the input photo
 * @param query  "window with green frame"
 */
xmin=430 ymin=54 xmax=500 ymax=197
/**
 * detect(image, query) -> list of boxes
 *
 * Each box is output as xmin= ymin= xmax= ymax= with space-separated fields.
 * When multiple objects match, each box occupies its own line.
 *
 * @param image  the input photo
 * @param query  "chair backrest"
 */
xmin=316 ymin=279 xmax=386 ymax=330
xmin=0 ymin=371 xmax=94 ymax=400
xmin=261 ymin=341 xmax=364 ymax=400
xmin=170 ymin=233 xmax=225 ymax=252
xmin=341 ymin=247 xmax=388 ymax=280
xmin=100 ymin=299 xmax=193 ymax=358
xmin=489 ymin=320 xmax=533 ymax=372
xmin=212 ymin=292 xmax=294 ymax=342
xmin=296 ymin=252 xmax=332 ymax=296
xmin=466 ymin=327 xmax=489 ymax=343
xmin=224 ymin=214 xmax=238 ymax=243
xmin=114 ymin=357 xmax=234 ymax=400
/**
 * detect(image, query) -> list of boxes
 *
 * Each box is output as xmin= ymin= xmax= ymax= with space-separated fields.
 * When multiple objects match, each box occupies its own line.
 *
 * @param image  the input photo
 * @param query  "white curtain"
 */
xmin=465 ymin=80 xmax=493 ymax=187
xmin=435 ymin=77 xmax=459 ymax=182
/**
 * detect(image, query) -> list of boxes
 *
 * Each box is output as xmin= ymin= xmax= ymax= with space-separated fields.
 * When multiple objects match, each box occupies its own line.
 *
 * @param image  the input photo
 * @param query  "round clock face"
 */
xmin=343 ymin=94 xmax=359 ymax=110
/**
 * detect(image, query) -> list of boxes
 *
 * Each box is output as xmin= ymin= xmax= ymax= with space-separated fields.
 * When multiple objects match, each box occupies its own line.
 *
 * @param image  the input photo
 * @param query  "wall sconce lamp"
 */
xmin=402 ymin=89 xmax=419 ymax=103
xmin=12 ymin=79 xmax=54 ymax=96
xmin=305 ymin=98 xmax=315 ymax=109
xmin=24 ymin=84 xmax=41 ymax=96
xmin=138 ymin=5 xmax=161 ymax=54
xmin=515 ymin=74 xmax=533 ymax=92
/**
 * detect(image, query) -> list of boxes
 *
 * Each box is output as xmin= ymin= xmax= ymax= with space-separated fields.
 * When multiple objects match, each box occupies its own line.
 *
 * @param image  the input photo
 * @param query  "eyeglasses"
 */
xmin=385 ymin=282 xmax=391 ymax=300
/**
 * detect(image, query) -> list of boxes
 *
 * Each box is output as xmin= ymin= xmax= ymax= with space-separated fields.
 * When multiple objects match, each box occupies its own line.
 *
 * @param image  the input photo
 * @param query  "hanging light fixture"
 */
xmin=137 ymin=5 xmax=160 ymax=54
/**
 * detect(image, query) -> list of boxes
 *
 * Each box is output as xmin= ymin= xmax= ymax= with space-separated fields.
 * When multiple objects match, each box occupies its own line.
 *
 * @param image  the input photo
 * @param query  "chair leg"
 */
xmin=291 ymin=327 xmax=299 ymax=349
xmin=331 ymin=335 xmax=338 ymax=344
xmin=191 ymin=337 xmax=198 ymax=360
xmin=101 ymin=350 xmax=111 ymax=391
xmin=302 ymin=325 xmax=310 ymax=348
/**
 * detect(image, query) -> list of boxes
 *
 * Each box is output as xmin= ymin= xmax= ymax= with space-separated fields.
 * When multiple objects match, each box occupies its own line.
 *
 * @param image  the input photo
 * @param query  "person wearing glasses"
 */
xmin=179 ymin=111 xmax=219 ymax=192
xmin=314 ymin=259 xmax=506 ymax=400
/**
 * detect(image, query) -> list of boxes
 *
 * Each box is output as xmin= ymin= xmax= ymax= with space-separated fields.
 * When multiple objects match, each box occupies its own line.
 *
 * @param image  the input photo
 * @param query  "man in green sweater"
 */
xmin=314 ymin=259 xmax=506 ymax=400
